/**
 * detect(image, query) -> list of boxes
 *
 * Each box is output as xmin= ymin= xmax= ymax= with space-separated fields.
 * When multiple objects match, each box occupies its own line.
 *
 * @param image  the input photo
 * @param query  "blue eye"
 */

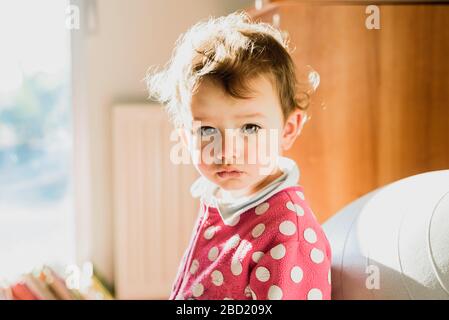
xmin=198 ymin=126 xmax=217 ymax=136
xmin=241 ymin=123 xmax=261 ymax=135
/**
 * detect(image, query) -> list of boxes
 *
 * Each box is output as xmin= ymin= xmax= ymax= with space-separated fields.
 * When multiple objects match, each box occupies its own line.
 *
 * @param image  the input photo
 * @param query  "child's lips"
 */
xmin=216 ymin=170 xmax=244 ymax=179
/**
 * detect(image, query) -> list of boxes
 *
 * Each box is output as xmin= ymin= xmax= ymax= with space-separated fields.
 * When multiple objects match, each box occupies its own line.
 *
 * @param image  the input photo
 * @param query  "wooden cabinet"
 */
xmin=250 ymin=1 xmax=449 ymax=222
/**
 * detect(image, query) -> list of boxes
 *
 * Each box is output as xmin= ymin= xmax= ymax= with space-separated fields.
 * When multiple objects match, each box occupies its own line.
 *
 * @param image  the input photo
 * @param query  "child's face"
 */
xmin=184 ymin=74 xmax=302 ymax=195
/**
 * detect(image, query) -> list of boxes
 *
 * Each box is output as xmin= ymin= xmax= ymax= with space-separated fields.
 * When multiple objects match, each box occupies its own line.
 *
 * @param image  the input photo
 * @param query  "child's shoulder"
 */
xmin=259 ymin=185 xmax=315 ymax=221
xmin=248 ymin=185 xmax=325 ymax=246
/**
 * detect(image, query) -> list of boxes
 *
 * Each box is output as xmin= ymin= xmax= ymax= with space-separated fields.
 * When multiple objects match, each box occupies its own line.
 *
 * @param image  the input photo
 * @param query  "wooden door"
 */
xmin=249 ymin=1 xmax=449 ymax=222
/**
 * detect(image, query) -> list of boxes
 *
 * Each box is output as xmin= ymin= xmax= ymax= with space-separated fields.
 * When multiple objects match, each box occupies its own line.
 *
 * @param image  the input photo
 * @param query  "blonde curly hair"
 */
xmin=145 ymin=11 xmax=313 ymax=128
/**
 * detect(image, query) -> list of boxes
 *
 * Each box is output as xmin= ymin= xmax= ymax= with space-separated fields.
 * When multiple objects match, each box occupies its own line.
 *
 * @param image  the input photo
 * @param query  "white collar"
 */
xmin=190 ymin=156 xmax=300 ymax=224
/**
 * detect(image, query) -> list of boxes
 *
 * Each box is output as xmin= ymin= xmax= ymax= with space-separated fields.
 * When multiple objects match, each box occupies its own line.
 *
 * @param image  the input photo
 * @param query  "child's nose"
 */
xmin=217 ymin=129 xmax=244 ymax=164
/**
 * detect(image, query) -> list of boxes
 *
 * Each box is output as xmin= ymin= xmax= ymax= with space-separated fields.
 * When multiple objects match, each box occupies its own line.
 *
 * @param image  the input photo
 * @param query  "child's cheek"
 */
xmin=243 ymin=134 xmax=260 ymax=165
xmin=196 ymin=161 xmax=208 ymax=174
xmin=189 ymin=136 xmax=213 ymax=165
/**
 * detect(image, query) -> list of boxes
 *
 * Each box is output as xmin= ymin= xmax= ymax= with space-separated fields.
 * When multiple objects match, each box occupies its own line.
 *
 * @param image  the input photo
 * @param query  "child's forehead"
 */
xmin=189 ymin=75 xmax=280 ymax=120
xmin=195 ymin=73 xmax=275 ymax=96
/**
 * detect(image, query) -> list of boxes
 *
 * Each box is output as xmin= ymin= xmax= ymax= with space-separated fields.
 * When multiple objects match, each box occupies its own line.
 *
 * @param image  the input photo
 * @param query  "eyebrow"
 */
xmin=235 ymin=112 xmax=265 ymax=119
xmin=192 ymin=116 xmax=210 ymax=121
xmin=193 ymin=112 xmax=265 ymax=121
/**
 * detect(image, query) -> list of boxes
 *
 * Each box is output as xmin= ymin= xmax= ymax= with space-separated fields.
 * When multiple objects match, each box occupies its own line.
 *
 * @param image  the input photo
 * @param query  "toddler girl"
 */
xmin=146 ymin=12 xmax=331 ymax=300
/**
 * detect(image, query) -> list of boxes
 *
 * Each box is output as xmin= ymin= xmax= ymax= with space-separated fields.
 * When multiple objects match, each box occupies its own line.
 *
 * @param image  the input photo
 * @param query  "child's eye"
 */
xmin=198 ymin=126 xmax=217 ymax=137
xmin=241 ymin=123 xmax=261 ymax=135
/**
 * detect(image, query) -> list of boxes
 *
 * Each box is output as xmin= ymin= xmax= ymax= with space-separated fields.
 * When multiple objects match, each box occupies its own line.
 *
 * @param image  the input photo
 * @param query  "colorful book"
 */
xmin=22 ymin=273 xmax=57 ymax=300
xmin=11 ymin=282 xmax=38 ymax=300
xmin=40 ymin=266 xmax=74 ymax=300
xmin=0 ymin=286 xmax=14 ymax=300
xmin=0 ymin=264 xmax=114 ymax=300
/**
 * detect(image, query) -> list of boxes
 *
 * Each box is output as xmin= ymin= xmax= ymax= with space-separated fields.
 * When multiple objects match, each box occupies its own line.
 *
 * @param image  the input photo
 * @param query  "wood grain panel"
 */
xmin=249 ymin=2 xmax=449 ymax=222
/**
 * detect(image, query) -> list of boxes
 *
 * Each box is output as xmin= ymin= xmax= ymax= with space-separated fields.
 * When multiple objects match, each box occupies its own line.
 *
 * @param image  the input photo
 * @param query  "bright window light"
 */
xmin=0 ymin=0 xmax=75 ymax=281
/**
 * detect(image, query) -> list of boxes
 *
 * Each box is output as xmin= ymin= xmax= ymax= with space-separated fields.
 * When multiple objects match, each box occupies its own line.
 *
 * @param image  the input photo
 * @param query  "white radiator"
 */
xmin=112 ymin=104 xmax=199 ymax=299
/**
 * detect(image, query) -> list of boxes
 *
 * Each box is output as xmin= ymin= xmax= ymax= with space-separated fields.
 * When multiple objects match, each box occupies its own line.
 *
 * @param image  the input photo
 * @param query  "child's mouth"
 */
xmin=216 ymin=170 xmax=243 ymax=179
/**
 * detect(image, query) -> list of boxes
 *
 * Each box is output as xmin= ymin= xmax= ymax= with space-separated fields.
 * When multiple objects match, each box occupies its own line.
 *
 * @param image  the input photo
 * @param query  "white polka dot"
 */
xmin=231 ymin=259 xmax=242 ymax=276
xmin=250 ymin=288 xmax=257 ymax=300
xmin=286 ymin=201 xmax=295 ymax=212
xmin=255 ymin=266 xmax=270 ymax=282
xmin=308 ymin=288 xmax=323 ymax=300
xmin=190 ymin=259 xmax=199 ymax=274
xmin=225 ymin=214 xmax=240 ymax=226
xmin=255 ymin=202 xmax=269 ymax=215
xmin=252 ymin=223 xmax=265 ymax=238
xmin=279 ymin=220 xmax=297 ymax=236
xmin=244 ymin=285 xmax=253 ymax=297
xmin=252 ymin=251 xmax=264 ymax=263
xmin=290 ymin=266 xmax=303 ymax=283
xmin=192 ymin=283 xmax=204 ymax=297
xmin=304 ymin=228 xmax=317 ymax=244
xmin=296 ymin=191 xmax=305 ymax=200
xmin=310 ymin=248 xmax=325 ymax=264
xmin=286 ymin=201 xmax=304 ymax=216
xmin=270 ymin=243 xmax=286 ymax=260
xmin=208 ymin=246 xmax=219 ymax=261
xmin=328 ymin=269 xmax=332 ymax=284
xmin=268 ymin=285 xmax=283 ymax=300
xmin=233 ymin=239 xmax=252 ymax=262
xmin=225 ymin=234 xmax=241 ymax=250
xmin=211 ymin=270 xmax=224 ymax=286
xmin=296 ymin=205 xmax=304 ymax=216
xmin=204 ymin=226 xmax=217 ymax=240
xmin=223 ymin=297 xmax=233 ymax=300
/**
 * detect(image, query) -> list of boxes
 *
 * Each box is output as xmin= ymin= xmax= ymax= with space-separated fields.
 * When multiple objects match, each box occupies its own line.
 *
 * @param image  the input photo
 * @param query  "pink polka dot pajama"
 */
xmin=169 ymin=186 xmax=332 ymax=300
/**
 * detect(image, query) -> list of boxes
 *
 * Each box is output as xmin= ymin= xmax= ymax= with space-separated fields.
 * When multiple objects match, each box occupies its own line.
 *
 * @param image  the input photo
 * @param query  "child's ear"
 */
xmin=281 ymin=109 xmax=303 ymax=151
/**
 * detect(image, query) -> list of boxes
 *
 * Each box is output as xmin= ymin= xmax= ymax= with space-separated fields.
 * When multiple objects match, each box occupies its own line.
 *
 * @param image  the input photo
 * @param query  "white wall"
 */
xmin=71 ymin=0 xmax=254 ymax=287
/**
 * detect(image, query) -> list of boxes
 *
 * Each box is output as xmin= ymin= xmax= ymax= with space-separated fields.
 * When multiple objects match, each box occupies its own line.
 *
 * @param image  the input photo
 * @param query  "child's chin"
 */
xmin=215 ymin=180 xmax=249 ymax=191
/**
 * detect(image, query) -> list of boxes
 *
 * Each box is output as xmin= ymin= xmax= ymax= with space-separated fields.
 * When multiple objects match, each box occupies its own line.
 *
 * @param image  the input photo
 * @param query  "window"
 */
xmin=0 ymin=0 xmax=75 ymax=281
